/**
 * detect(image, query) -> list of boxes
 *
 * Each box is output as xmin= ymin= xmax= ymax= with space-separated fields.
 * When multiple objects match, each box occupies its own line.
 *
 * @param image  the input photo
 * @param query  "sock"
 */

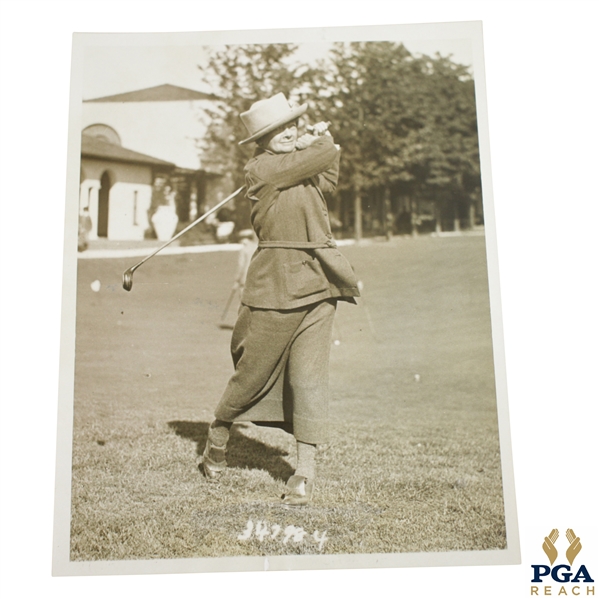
xmin=295 ymin=441 xmax=317 ymax=480
xmin=208 ymin=419 xmax=232 ymax=447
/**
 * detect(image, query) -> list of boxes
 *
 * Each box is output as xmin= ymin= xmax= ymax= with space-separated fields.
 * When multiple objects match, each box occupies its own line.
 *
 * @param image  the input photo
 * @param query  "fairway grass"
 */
xmin=69 ymin=235 xmax=507 ymax=561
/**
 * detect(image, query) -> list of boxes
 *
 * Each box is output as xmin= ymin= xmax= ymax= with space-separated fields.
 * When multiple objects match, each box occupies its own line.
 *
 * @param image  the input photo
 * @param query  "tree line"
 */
xmin=197 ymin=42 xmax=482 ymax=238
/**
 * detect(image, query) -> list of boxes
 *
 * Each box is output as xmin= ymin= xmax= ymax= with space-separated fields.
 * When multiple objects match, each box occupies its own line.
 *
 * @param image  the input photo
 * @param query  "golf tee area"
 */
xmin=69 ymin=233 xmax=507 ymax=560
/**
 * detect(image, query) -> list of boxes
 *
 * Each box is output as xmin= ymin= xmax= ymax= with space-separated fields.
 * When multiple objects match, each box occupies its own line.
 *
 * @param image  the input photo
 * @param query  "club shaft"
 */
xmin=129 ymin=186 xmax=246 ymax=272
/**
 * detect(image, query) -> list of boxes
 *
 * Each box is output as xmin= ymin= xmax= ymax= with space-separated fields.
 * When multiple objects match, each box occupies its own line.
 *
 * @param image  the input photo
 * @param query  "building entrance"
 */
xmin=97 ymin=171 xmax=111 ymax=237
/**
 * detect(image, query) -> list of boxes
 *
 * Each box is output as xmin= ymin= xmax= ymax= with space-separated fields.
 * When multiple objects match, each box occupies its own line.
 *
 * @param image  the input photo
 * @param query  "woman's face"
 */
xmin=260 ymin=120 xmax=298 ymax=154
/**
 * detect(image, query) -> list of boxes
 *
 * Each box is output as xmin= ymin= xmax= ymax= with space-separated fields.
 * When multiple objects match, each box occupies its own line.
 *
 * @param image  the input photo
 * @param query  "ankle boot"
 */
xmin=281 ymin=475 xmax=314 ymax=506
xmin=200 ymin=437 xmax=227 ymax=480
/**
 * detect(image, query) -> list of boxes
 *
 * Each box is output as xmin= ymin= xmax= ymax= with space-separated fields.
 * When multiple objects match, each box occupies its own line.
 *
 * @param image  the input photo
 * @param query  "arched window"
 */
xmin=82 ymin=124 xmax=122 ymax=146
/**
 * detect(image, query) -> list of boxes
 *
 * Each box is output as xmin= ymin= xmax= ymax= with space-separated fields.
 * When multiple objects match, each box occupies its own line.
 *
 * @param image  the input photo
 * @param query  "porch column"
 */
xmin=87 ymin=181 xmax=101 ymax=240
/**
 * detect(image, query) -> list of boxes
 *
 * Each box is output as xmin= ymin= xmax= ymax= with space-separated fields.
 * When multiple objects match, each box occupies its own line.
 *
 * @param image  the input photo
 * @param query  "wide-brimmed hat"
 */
xmin=239 ymin=93 xmax=307 ymax=146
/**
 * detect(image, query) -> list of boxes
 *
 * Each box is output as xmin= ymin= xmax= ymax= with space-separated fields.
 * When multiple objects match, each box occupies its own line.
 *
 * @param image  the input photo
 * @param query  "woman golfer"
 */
xmin=201 ymin=93 xmax=360 ymax=506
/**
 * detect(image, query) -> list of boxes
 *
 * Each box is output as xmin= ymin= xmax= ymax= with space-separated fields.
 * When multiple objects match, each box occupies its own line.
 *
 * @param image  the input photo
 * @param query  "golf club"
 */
xmin=122 ymin=186 xmax=245 ymax=291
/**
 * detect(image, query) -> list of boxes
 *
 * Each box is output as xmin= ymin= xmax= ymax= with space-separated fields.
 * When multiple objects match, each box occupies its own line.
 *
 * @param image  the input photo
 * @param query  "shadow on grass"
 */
xmin=168 ymin=420 xmax=294 ymax=483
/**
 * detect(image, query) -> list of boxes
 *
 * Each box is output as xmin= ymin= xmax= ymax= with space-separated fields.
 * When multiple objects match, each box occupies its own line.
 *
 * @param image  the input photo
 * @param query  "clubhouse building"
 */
xmin=79 ymin=84 xmax=230 ymax=242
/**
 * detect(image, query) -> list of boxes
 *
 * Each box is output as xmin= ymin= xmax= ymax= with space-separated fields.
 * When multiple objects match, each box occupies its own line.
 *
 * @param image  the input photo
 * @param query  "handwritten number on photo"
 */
xmin=284 ymin=525 xmax=307 ymax=544
xmin=237 ymin=519 xmax=327 ymax=550
xmin=255 ymin=520 xmax=269 ymax=542
xmin=237 ymin=519 xmax=253 ymax=541
xmin=313 ymin=530 xmax=328 ymax=551
xmin=270 ymin=524 xmax=281 ymax=540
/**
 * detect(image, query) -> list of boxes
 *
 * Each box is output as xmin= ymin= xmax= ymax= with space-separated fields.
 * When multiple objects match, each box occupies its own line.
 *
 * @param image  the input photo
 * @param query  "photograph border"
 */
xmin=52 ymin=20 xmax=520 ymax=576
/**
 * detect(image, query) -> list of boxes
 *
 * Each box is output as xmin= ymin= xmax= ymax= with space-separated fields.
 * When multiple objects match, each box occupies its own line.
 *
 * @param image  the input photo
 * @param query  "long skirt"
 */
xmin=214 ymin=299 xmax=336 ymax=444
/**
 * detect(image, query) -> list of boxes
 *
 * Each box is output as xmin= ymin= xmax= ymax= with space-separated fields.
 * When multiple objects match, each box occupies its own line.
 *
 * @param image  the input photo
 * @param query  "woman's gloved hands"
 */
xmin=296 ymin=121 xmax=334 ymax=150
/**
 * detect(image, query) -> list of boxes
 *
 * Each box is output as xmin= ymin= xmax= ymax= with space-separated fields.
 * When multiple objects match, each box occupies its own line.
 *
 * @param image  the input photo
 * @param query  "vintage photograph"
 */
xmin=53 ymin=22 xmax=519 ymax=575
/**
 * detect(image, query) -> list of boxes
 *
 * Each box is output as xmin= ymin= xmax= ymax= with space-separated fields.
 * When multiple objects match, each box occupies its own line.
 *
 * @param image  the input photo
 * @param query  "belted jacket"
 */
xmin=240 ymin=136 xmax=361 ymax=310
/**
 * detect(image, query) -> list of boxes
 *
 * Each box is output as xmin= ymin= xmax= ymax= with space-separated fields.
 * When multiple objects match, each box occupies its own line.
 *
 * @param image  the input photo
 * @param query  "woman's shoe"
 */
xmin=200 ymin=438 xmax=227 ymax=480
xmin=281 ymin=475 xmax=313 ymax=507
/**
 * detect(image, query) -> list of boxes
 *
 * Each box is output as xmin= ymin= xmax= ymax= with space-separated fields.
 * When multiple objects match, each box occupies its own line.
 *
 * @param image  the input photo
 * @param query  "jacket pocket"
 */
xmin=284 ymin=257 xmax=329 ymax=299
xmin=314 ymin=248 xmax=360 ymax=293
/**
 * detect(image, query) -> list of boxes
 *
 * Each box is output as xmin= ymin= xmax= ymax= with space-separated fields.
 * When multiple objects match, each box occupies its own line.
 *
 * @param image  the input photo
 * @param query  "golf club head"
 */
xmin=122 ymin=269 xmax=134 ymax=292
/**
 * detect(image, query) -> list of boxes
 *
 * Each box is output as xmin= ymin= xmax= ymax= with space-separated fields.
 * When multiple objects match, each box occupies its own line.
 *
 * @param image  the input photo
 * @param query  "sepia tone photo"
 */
xmin=53 ymin=22 xmax=519 ymax=575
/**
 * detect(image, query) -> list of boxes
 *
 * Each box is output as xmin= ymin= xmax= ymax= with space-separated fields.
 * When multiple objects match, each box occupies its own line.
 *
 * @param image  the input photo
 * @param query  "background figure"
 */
xmin=205 ymin=206 xmax=236 ymax=243
xmin=235 ymin=229 xmax=258 ymax=290
xmin=219 ymin=230 xmax=258 ymax=327
xmin=77 ymin=206 xmax=92 ymax=252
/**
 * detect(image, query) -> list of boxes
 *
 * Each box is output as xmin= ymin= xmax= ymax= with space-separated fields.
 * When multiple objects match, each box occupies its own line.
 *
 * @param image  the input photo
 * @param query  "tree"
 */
xmin=197 ymin=44 xmax=317 ymax=229
xmin=310 ymin=42 xmax=481 ymax=235
xmin=198 ymin=41 xmax=481 ymax=236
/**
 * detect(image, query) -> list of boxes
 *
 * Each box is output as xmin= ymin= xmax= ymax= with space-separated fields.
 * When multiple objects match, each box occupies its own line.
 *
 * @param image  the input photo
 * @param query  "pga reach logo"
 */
xmin=531 ymin=529 xmax=594 ymax=596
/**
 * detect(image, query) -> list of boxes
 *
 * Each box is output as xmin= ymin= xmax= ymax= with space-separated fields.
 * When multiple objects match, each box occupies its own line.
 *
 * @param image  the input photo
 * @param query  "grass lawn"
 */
xmin=69 ymin=234 xmax=506 ymax=561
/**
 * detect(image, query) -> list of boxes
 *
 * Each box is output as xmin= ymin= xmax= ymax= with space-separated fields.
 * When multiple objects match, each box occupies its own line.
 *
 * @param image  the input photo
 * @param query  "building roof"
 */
xmin=81 ymin=134 xmax=175 ymax=168
xmin=84 ymin=84 xmax=220 ymax=103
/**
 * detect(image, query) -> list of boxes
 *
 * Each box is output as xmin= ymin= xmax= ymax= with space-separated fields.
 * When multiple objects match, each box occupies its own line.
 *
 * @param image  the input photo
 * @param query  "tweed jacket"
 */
xmin=240 ymin=136 xmax=360 ymax=310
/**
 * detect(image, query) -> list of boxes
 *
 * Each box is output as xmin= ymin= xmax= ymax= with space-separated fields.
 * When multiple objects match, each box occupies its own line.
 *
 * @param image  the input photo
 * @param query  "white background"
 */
xmin=1 ymin=1 xmax=597 ymax=597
